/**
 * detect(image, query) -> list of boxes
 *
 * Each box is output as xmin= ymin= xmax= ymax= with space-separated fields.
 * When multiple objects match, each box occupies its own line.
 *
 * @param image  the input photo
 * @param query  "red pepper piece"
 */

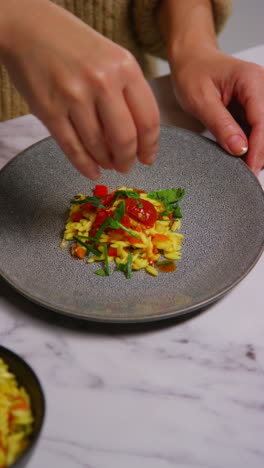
xmin=94 ymin=185 xmax=108 ymax=196
xmin=108 ymin=247 xmax=118 ymax=257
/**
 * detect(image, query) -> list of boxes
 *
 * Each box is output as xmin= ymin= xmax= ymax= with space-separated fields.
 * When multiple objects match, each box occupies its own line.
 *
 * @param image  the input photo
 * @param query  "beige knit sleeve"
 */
xmin=132 ymin=0 xmax=233 ymax=59
xmin=211 ymin=0 xmax=233 ymax=33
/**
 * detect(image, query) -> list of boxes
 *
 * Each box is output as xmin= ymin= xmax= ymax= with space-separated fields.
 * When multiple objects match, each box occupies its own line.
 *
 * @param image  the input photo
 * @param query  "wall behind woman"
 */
xmin=218 ymin=0 xmax=264 ymax=53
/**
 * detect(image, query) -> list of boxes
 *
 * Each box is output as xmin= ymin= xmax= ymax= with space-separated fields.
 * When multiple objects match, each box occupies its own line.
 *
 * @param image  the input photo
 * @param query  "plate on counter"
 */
xmin=0 ymin=126 xmax=263 ymax=323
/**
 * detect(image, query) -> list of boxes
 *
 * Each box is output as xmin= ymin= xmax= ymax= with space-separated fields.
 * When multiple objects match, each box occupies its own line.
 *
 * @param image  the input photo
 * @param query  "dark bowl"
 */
xmin=0 ymin=346 xmax=45 ymax=468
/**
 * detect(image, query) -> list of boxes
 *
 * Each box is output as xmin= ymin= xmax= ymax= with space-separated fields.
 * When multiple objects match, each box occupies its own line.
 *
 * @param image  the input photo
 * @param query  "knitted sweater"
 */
xmin=0 ymin=0 xmax=232 ymax=121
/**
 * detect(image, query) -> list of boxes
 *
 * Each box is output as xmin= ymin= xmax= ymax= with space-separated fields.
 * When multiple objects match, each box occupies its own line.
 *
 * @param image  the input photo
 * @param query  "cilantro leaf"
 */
xmin=148 ymin=188 xmax=185 ymax=219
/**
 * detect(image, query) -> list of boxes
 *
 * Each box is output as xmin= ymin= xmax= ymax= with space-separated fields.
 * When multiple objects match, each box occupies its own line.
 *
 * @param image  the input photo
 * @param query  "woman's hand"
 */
xmin=157 ymin=0 xmax=264 ymax=176
xmin=170 ymin=49 xmax=264 ymax=175
xmin=0 ymin=0 xmax=160 ymax=179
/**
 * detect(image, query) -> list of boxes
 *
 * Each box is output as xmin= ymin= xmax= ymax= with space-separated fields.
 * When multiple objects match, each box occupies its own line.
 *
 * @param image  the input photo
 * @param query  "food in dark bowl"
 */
xmin=0 ymin=346 xmax=45 ymax=467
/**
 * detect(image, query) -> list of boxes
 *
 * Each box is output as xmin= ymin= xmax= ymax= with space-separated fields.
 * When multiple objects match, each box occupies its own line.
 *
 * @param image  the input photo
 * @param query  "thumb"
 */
xmin=194 ymin=83 xmax=248 ymax=156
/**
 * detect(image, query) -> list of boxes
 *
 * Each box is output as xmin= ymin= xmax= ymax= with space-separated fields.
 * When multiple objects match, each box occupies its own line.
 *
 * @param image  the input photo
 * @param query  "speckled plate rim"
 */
xmin=1 ymin=249 xmax=263 ymax=324
xmin=1 ymin=129 xmax=264 ymax=323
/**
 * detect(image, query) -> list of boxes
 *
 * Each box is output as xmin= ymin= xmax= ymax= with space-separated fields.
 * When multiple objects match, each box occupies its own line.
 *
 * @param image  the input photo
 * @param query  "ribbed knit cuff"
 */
xmin=0 ymin=66 xmax=29 ymax=121
xmin=132 ymin=0 xmax=167 ymax=59
xmin=211 ymin=0 xmax=233 ymax=33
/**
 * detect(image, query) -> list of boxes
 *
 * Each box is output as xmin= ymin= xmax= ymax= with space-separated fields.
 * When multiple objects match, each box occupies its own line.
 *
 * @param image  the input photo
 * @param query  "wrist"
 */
xmin=0 ymin=0 xmax=48 ymax=59
xmin=157 ymin=0 xmax=219 ymax=67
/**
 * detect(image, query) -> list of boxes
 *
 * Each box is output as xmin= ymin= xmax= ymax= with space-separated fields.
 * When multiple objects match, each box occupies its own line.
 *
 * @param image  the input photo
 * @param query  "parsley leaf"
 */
xmin=148 ymin=188 xmax=185 ymax=219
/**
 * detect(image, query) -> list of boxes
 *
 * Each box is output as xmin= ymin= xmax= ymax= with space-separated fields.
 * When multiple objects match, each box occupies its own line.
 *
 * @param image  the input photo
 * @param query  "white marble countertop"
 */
xmin=0 ymin=46 xmax=264 ymax=468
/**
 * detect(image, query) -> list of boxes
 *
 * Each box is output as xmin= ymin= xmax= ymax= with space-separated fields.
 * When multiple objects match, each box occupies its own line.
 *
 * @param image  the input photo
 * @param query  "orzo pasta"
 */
xmin=0 ymin=358 xmax=34 ymax=467
xmin=61 ymin=185 xmax=185 ymax=278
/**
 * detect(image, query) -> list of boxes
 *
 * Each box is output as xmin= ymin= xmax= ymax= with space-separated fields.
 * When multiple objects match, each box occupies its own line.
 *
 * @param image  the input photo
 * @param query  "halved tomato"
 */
xmin=125 ymin=198 xmax=157 ymax=228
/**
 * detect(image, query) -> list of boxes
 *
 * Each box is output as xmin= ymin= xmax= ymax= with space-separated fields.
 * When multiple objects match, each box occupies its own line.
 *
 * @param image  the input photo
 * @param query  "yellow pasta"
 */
xmin=61 ymin=185 xmax=185 ymax=277
xmin=0 ymin=358 xmax=34 ymax=467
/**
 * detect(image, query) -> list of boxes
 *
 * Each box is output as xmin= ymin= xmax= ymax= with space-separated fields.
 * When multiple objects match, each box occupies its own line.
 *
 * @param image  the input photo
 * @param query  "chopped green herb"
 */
xmin=77 ymin=235 xmax=98 ymax=242
xmin=114 ymin=200 xmax=125 ymax=222
xmin=103 ymin=244 xmax=110 ymax=276
xmin=148 ymin=188 xmax=185 ymax=219
xmin=73 ymin=236 xmax=101 ymax=256
xmin=94 ymin=269 xmax=107 ymax=276
xmin=126 ymin=252 xmax=133 ymax=279
xmin=116 ymin=253 xmax=133 ymax=279
xmin=93 ymin=217 xmax=112 ymax=242
xmin=108 ymin=219 xmax=139 ymax=239
xmin=159 ymin=210 xmax=171 ymax=216
xmin=114 ymin=190 xmax=140 ymax=200
xmin=70 ymin=196 xmax=104 ymax=208
xmin=156 ymin=260 xmax=174 ymax=266
xmin=116 ymin=263 xmax=126 ymax=272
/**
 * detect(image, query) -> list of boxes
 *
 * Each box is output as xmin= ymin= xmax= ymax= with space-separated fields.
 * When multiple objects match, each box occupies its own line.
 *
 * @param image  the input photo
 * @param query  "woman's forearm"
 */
xmin=157 ymin=0 xmax=219 ymax=64
xmin=0 ymin=0 xmax=55 ymax=60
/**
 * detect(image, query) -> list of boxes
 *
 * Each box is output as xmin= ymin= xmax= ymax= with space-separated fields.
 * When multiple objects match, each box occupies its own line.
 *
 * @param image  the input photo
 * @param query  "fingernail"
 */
xmin=144 ymin=154 xmax=156 ymax=165
xmin=89 ymin=169 xmax=100 ymax=180
xmin=226 ymin=135 xmax=248 ymax=156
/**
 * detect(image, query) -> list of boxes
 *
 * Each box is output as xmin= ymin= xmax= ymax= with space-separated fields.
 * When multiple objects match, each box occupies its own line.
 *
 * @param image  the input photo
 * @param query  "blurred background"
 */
xmin=157 ymin=0 xmax=264 ymax=74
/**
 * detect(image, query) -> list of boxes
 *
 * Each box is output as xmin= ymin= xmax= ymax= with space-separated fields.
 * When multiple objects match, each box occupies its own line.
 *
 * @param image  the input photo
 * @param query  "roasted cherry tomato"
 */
xmin=94 ymin=185 xmax=108 ymax=196
xmin=100 ymin=194 xmax=116 ymax=207
xmin=71 ymin=211 xmax=83 ymax=222
xmin=82 ymin=202 xmax=94 ymax=211
xmin=125 ymin=198 xmax=157 ymax=228
xmin=93 ymin=209 xmax=113 ymax=228
xmin=120 ymin=215 xmax=130 ymax=229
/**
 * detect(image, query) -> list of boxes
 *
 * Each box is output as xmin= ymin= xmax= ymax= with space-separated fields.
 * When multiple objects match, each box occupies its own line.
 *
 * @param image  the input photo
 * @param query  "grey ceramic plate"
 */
xmin=1 ymin=126 xmax=264 ymax=323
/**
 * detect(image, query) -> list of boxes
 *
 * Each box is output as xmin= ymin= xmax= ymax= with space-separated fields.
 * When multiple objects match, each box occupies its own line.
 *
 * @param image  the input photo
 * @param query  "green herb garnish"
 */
xmin=73 ymin=236 xmax=101 ymax=257
xmin=114 ymin=200 xmax=125 ymax=222
xmin=103 ymin=244 xmax=110 ymax=276
xmin=116 ymin=253 xmax=133 ymax=279
xmin=70 ymin=196 xmax=104 ymax=208
xmin=156 ymin=260 xmax=174 ymax=266
xmin=94 ymin=270 xmax=107 ymax=276
xmin=114 ymin=190 xmax=140 ymax=200
xmin=126 ymin=252 xmax=133 ymax=279
xmin=148 ymin=188 xmax=185 ymax=219
xmin=93 ymin=217 xmax=112 ymax=242
xmin=108 ymin=219 xmax=139 ymax=239
xmin=77 ymin=235 xmax=98 ymax=242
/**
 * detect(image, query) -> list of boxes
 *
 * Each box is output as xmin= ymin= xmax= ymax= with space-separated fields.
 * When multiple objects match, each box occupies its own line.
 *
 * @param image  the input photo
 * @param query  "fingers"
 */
xmin=190 ymin=81 xmax=249 ymax=157
xmin=237 ymin=82 xmax=264 ymax=175
xmin=244 ymin=123 xmax=264 ymax=176
xmin=69 ymin=104 xmax=114 ymax=170
xmin=96 ymin=91 xmax=138 ymax=173
xmin=44 ymin=115 xmax=101 ymax=180
xmin=72 ymin=77 xmax=160 ymax=174
xmin=124 ymin=77 xmax=160 ymax=164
